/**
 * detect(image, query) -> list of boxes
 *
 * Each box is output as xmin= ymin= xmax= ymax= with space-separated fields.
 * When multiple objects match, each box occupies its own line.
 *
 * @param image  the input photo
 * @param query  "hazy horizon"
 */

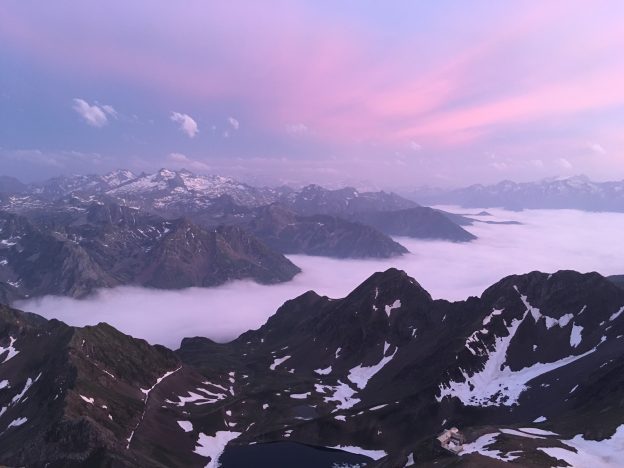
xmin=3 ymin=166 xmax=623 ymax=194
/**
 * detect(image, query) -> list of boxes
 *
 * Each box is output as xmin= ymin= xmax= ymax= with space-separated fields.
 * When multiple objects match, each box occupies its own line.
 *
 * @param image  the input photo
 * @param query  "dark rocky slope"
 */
xmin=244 ymin=204 xmax=408 ymax=258
xmin=280 ymin=184 xmax=418 ymax=217
xmin=352 ymin=207 xmax=477 ymax=242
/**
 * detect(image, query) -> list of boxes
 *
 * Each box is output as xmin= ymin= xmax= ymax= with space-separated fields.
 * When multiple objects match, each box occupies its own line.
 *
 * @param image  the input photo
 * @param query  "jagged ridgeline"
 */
xmin=1 ymin=268 xmax=623 ymax=467
xmin=0 ymin=169 xmax=485 ymax=303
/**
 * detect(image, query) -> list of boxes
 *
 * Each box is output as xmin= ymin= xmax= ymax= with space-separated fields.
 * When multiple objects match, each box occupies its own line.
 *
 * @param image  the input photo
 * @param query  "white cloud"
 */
xmin=17 ymin=209 xmax=624 ymax=348
xmin=490 ymin=161 xmax=508 ymax=171
xmin=586 ymin=142 xmax=606 ymax=155
xmin=530 ymin=159 xmax=544 ymax=168
xmin=101 ymin=104 xmax=118 ymax=118
xmin=286 ymin=123 xmax=309 ymax=134
xmin=228 ymin=117 xmax=240 ymax=130
xmin=168 ymin=152 xmax=189 ymax=163
xmin=167 ymin=152 xmax=210 ymax=171
xmin=171 ymin=112 xmax=199 ymax=138
xmin=556 ymin=157 xmax=573 ymax=170
xmin=72 ymin=98 xmax=116 ymax=127
xmin=408 ymin=140 xmax=422 ymax=152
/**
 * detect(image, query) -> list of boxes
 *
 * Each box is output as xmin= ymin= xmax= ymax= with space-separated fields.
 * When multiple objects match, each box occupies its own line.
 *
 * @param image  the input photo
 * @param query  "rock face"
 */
xmin=244 ymin=204 xmax=409 ymax=258
xmin=30 ymin=170 xmax=137 ymax=199
xmin=136 ymin=220 xmax=300 ymax=289
xmin=0 ymin=199 xmax=300 ymax=301
xmin=0 ymin=176 xmax=27 ymax=194
xmin=352 ymin=207 xmax=477 ymax=242
xmin=280 ymin=184 xmax=418 ymax=217
xmin=2 ymin=269 xmax=624 ymax=466
xmin=608 ymin=274 xmax=624 ymax=289
xmin=105 ymin=168 xmax=280 ymax=215
xmin=409 ymin=175 xmax=624 ymax=212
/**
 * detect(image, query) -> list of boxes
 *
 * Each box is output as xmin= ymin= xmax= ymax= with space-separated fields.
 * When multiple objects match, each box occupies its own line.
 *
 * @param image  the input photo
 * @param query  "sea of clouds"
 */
xmin=17 ymin=208 xmax=624 ymax=348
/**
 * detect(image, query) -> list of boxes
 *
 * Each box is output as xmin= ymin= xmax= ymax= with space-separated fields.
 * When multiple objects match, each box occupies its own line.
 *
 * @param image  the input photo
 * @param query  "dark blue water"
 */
xmin=220 ymin=441 xmax=372 ymax=467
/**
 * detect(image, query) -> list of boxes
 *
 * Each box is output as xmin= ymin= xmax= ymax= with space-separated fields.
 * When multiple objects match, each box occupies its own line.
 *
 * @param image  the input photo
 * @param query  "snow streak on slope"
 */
xmin=438 ymin=293 xmax=598 ymax=407
xmin=0 ymin=337 xmax=19 ymax=363
xmin=315 ymin=381 xmax=360 ymax=410
xmin=126 ymin=366 xmax=182 ymax=449
xmin=329 ymin=445 xmax=387 ymax=461
xmin=348 ymin=345 xmax=396 ymax=390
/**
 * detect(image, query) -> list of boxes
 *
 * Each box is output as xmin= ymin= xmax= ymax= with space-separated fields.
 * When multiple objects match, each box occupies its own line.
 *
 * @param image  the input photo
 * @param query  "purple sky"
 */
xmin=1 ymin=1 xmax=623 ymax=188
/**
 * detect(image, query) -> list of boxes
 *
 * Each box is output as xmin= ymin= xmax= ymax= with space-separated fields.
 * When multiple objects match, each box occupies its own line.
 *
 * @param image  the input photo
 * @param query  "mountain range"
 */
xmin=1 ymin=268 xmax=623 ymax=466
xmin=1 ymin=169 xmax=478 ymax=263
xmin=0 ymin=198 xmax=300 ymax=302
xmin=408 ymin=175 xmax=624 ymax=212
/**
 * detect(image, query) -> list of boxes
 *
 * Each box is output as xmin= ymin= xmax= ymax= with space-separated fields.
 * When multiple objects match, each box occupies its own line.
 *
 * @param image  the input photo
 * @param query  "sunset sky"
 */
xmin=1 ymin=1 xmax=623 ymax=187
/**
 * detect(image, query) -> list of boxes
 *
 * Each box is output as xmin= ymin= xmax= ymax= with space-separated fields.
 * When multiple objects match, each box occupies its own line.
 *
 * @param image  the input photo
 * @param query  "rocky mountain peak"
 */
xmin=348 ymin=268 xmax=432 ymax=307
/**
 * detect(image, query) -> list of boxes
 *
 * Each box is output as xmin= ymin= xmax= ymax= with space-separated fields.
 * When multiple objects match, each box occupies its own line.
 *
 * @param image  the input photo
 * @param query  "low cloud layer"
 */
xmin=17 ymin=209 xmax=624 ymax=349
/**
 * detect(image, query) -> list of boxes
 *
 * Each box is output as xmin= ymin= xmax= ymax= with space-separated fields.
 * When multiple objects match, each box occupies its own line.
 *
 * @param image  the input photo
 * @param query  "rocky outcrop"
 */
xmin=245 ymin=204 xmax=408 ymax=258
xmin=0 ymin=201 xmax=300 ymax=301
xmin=352 ymin=207 xmax=477 ymax=242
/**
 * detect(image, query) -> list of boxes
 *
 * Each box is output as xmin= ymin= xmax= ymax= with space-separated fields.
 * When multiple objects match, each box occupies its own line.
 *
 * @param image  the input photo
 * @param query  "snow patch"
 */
xmin=194 ymin=431 xmax=241 ymax=468
xmin=7 ymin=417 xmax=27 ymax=429
xmin=330 ymin=445 xmax=387 ymax=461
xmin=482 ymin=308 xmax=503 ymax=326
xmin=519 ymin=427 xmax=558 ymax=436
xmin=570 ymin=323 xmax=583 ymax=347
xmin=369 ymin=404 xmax=388 ymax=411
xmin=384 ymin=299 xmax=401 ymax=317
xmin=315 ymin=366 xmax=332 ymax=375
xmin=460 ymin=433 xmax=519 ymax=461
xmin=80 ymin=395 xmax=95 ymax=405
xmin=167 ymin=389 xmax=224 ymax=406
xmin=270 ymin=355 xmax=291 ymax=371
xmin=0 ymin=336 xmax=19 ymax=363
xmin=177 ymin=420 xmax=193 ymax=432
xmin=500 ymin=428 xmax=545 ymax=439
xmin=538 ymin=424 xmax=624 ymax=467
xmin=610 ymin=306 xmax=624 ymax=321
xmin=315 ymin=381 xmax=360 ymax=410
xmin=438 ymin=307 xmax=597 ymax=407
xmin=348 ymin=349 xmax=397 ymax=390
xmin=11 ymin=373 xmax=41 ymax=405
